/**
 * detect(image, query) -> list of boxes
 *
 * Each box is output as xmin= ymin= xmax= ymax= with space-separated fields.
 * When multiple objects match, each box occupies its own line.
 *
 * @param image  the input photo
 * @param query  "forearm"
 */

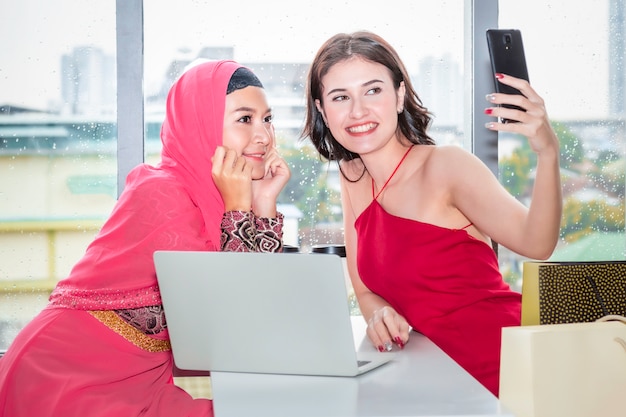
xmin=525 ymin=148 xmax=563 ymax=258
xmin=355 ymin=289 xmax=394 ymax=324
xmin=251 ymin=193 xmax=278 ymax=218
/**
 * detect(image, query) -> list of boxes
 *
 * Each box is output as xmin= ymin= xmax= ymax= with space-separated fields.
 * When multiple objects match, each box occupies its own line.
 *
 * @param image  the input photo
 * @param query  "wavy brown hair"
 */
xmin=301 ymin=31 xmax=435 ymax=164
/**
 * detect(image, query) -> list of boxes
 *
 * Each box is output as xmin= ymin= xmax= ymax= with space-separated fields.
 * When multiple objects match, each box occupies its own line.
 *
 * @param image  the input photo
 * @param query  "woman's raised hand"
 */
xmin=485 ymin=73 xmax=559 ymax=156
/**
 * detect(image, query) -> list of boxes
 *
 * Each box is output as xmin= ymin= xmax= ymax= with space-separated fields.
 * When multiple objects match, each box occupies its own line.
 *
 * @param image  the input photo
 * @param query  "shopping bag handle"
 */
xmin=596 ymin=315 xmax=626 ymax=352
xmin=596 ymin=315 xmax=626 ymax=324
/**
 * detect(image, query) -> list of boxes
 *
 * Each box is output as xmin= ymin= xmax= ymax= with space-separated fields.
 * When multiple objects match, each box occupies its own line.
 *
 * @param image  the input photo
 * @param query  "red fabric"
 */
xmin=355 ymin=200 xmax=521 ymax=397
xmin=0 ymin=308 xmax=212 ymax=417
xmin=0 ymin=60 xmax=244 ymax=416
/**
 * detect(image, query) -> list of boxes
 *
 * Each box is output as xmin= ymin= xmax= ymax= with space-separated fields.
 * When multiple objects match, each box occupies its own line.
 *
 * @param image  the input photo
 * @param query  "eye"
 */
xmin=366 ymin=87 xmax=382 ymax=95
xmin=331 ymin=94 xmax=349 ymax=102
xmin=237 ymin=115 xmax=252 ymax=123
xmin=263 ymin=114 xmax=273 ymax=124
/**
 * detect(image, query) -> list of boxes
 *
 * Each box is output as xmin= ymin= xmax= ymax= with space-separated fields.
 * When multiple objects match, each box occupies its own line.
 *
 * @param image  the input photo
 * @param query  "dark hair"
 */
xmin=301 ymin=31 xmax=435 ymax=163
xmin=227 ymin=67 xmax=263 ymax=94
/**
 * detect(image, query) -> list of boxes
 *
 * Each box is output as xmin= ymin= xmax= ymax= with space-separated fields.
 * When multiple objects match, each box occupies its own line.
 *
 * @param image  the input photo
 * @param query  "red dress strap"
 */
xmin=372 ymin=145 xmax=414 ymax=200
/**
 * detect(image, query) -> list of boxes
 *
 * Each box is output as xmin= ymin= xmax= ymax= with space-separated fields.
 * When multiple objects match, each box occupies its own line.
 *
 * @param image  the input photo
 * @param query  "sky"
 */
xmin=0 ymin=0 xmax=612 ymax=120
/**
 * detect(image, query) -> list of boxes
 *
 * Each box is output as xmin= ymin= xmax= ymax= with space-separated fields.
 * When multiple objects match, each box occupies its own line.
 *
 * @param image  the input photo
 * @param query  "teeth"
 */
xmin=348 ymin=123 xmax=376 ymax=133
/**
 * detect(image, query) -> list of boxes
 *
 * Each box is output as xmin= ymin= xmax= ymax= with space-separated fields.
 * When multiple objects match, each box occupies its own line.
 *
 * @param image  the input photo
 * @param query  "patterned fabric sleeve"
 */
xmin=255 ymin=212 xmax=284 ymax=253
xmin=220 ymin=210 xmax=284 ymax=252
xmin=220 ymin=210 xmax=257 ymax=252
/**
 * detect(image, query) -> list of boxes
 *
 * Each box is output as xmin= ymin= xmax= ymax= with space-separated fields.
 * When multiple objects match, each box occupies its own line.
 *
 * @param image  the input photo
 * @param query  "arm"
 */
xmin=340 ymin=174 xmax=410 ymax=351
xmin=455 ymin=74 xmax=561 ymax=259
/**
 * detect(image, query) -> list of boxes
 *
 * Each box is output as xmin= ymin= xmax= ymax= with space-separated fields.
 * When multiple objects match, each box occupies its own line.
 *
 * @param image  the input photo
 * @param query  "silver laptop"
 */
xmin=153 ymin=250 xmax=394 ymax=377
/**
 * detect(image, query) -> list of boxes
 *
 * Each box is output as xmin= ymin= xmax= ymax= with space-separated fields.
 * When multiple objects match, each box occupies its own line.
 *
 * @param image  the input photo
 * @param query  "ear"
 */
xmin=315 ymin=99 xmax=328 ymax=125
xmin=396 ymin=81 xmax=406 ymax=113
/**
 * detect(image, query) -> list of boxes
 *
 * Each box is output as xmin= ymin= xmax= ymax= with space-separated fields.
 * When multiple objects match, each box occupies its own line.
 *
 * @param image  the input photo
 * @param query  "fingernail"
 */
xmin=377 ymin=345 xmax=385 ymax=352
xmin=384 ymin=341 xmax=393 ymax=352
xmin=495 ymin=73 xmax=504 ymax=79
xmin=485 ymin=122 xmax=495 ymax=129
xmin=486 ymin=94 xmax=496 ymax=102
xmin=394 ymin=336 xmax=405 ymax=349
xmin=484 ymin=108 xmax=493 ymax=115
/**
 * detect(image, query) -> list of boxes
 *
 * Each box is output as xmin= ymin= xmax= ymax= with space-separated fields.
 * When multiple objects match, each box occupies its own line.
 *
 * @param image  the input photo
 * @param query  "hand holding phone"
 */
xmin=486 ymin=29 xmax=530 ymax=122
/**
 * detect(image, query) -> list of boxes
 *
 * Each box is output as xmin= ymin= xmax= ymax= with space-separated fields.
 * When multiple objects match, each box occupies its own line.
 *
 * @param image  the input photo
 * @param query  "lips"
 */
xmin=243 ymin=151 xmax=265 ymax=161
xmin=347 ymin=122 xmax=377 ymax=134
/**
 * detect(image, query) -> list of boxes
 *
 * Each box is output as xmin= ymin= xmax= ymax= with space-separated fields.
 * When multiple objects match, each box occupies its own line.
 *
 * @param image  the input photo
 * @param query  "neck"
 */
xmin=368 ymin=144 xmax=414 ymax=200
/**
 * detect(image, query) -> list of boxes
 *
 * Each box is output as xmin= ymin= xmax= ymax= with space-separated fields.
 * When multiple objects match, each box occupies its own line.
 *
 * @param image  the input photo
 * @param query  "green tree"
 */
xmin=499 ymin=141 xmax=532 ymax=198
xmin=552 ymin=121 xmax=584 ymax=171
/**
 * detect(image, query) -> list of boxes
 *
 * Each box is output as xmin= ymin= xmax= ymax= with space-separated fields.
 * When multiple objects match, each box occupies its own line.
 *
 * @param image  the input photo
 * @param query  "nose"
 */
xmin=349 ymin=97 xmax=367 ymax=119
xmin=253 ymin=122 xmax=272 ymax=146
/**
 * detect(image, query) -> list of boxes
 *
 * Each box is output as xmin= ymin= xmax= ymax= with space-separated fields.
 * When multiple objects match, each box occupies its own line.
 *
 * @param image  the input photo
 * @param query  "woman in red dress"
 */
xmin=302 ymin=31 xmax=562 ymax=397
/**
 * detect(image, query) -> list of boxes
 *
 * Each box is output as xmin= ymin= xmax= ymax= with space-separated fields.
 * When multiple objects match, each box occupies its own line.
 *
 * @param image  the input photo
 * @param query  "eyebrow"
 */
xmin=232 ymin=106 xmax=272 ymax=114
xmin=325 ymin=79 xmax=384 ymax=97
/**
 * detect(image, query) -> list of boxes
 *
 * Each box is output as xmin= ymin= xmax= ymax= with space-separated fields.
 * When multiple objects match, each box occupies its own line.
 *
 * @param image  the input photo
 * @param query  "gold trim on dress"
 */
xmin=88 ymin=310 xmax=171 ymax=353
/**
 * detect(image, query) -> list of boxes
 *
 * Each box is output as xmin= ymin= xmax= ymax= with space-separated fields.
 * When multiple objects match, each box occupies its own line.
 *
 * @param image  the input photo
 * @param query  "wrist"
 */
xmin=251 ymin=200 xmax=278 ymax=218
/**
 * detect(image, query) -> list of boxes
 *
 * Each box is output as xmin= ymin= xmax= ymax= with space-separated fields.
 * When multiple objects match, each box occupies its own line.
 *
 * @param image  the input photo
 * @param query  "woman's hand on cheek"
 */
xmin=250 ymin=147 xmax=291 ymax=217
xmin=211 ymin=145 xmax=253 ymax=211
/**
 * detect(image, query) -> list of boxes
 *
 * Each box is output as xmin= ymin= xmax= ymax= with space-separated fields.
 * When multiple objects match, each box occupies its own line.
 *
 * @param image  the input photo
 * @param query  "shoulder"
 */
xmin=422 ymin=145 xmax=485 ymax=177
xmin=427 ymin=144 xmax=475 ymax=162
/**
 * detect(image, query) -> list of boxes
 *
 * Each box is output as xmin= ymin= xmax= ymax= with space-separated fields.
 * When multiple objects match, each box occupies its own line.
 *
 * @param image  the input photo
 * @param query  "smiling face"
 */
xmin=222 ymin=85 xmax=274 ymax=179
xmin=316 ymin=57 xmax=405 ymax=157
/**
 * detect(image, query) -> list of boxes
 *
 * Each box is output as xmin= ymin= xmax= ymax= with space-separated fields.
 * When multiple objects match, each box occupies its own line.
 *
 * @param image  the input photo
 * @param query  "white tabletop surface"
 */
xmin=210 ymin=317 xmax=514 ymax=417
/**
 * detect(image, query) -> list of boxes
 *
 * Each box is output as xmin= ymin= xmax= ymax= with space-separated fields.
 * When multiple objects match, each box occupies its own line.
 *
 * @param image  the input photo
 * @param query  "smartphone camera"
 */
xmin=504 ymin=34 xmax=512 ymax=49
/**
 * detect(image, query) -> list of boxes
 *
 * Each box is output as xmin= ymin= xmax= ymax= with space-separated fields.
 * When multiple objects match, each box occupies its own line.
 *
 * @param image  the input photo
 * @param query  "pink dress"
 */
xmin=354 ymin=147 xmax=521 ymax=397
xmin=0 ymin=61 xmax=282 ymax=417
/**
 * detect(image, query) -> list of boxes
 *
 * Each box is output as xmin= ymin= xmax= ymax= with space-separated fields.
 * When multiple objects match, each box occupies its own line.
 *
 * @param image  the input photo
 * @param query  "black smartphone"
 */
xmin=486 ymin=29 xmax=529 ymax=122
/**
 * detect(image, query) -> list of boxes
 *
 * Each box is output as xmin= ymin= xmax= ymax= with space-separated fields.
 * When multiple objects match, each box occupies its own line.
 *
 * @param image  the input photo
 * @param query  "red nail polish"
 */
xmin=394 ymin=336 xmax=405 ymax=349
xmin=495 ymin=73 xmax=504 ymax=79
xmin=484 ymin=108 xmax=493 ymax=115
xmin=377 ymin=345 xmax=385 ymax=352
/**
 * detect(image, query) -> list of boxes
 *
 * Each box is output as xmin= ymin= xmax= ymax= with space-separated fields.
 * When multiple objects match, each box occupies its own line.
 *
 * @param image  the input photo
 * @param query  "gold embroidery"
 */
xmin=88 ymin=310 xmax=171 ymax=353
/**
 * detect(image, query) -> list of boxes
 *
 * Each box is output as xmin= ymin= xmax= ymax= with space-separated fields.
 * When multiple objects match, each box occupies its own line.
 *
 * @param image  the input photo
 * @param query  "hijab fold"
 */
xmin=49 ymin=60 xmax=243 ymax=310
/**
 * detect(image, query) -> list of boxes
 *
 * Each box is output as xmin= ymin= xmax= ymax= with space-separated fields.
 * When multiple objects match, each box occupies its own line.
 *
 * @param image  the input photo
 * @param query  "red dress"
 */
xmin=354 ymin=149 xmax=521 ymax=397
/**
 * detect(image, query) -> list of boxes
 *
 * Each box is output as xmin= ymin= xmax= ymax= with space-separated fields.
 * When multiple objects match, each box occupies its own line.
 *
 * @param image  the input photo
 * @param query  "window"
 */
xmin=497 ymin=0 xmax=625 ymax=288
xmin=0 ymin=0 xmax=116 ymax=349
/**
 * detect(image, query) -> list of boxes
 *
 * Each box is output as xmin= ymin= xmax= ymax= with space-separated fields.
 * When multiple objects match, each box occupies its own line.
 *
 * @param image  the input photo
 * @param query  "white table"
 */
xmin=210 ymin=318 xmax=514 ymax=416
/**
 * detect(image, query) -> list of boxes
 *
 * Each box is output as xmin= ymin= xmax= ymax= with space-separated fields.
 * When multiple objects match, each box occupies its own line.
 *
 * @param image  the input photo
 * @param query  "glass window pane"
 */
xmin=498 ymin=0 xmax=625 ymax=288
xmin=143 ymin=0 xmax=464 ymax=251
xmin=0 ymin=0 xmax=116 ymax=350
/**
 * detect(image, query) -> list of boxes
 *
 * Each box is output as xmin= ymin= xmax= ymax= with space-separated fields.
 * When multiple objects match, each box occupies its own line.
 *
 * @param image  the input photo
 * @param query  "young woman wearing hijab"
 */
xmin=302 ymin=31 xmax=562 ymax=397
xmin=0 ymin=60 xmax=290 ymax=416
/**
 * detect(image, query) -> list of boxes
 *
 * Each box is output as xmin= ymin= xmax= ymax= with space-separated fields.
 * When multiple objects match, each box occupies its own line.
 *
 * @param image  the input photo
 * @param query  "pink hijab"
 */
xmin=49 ymin=60 xmax=243 ymax=310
